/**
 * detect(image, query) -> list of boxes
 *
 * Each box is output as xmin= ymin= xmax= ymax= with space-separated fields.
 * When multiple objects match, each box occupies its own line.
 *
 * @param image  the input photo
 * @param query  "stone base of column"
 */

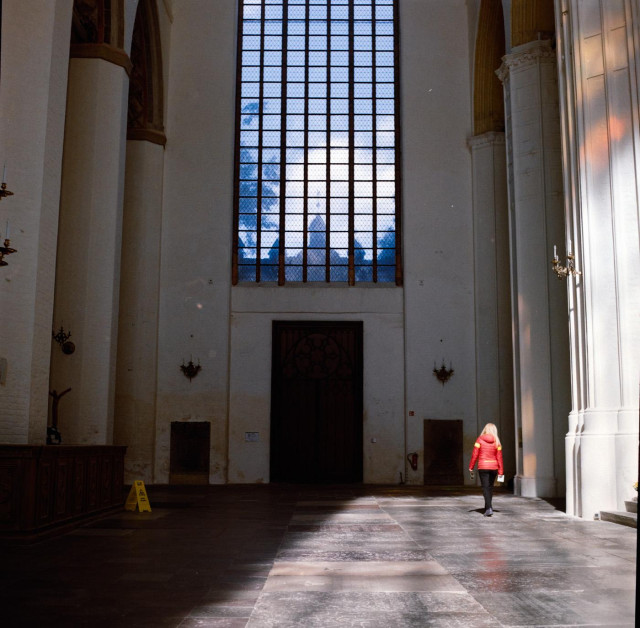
xmin=514 ymin=474 xmax=558 ymax=498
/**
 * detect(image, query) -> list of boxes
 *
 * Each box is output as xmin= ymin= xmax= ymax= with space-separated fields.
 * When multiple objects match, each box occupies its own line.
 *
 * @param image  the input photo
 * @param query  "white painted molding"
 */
xmin=468 ymin=131 xmax=506 ymax=150
xmin=496 ymin=39 xmax=557 ymax=82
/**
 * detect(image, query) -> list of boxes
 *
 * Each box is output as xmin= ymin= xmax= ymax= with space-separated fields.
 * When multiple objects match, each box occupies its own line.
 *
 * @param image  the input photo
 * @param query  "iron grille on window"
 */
xmin=233 ymin=0 xmax=402 ymax=285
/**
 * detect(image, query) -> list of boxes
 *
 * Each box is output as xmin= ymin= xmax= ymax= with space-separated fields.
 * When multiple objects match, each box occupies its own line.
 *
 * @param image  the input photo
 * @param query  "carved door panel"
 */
xmin=271 ymin=322 xmax=363 ymax=483
xmin=423 ymin=419 xmax=463 ymax=485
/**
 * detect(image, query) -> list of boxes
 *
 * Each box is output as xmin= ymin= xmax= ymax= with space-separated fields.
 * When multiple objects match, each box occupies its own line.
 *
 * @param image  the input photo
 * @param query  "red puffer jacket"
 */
xmin=469 ymin=434 xmax=504 ymax=474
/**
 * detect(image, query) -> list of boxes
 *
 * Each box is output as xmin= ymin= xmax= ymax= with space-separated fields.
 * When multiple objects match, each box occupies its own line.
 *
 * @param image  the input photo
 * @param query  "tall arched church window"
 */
xmin=233 ymin=0 xmax=402 ymax=285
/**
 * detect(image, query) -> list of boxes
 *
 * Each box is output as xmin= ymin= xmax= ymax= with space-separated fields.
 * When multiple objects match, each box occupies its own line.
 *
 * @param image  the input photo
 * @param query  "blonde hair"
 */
xmin=481 ymin=423 xmax=501 ymax=447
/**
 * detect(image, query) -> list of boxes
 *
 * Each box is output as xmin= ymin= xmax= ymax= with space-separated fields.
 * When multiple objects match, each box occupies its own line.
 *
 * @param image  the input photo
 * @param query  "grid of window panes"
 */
xmin=233 ymin=0 xmax=400 ymax=284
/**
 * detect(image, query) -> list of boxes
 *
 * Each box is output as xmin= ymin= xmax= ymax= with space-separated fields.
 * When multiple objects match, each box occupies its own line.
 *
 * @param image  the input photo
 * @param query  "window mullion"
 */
xmin=372 ymin=4 xmax=378 ymax=283
xmin=348 ymin=0 xmax=355 ymax=286
xmin=278 ymin=0 xmax=289 ymax=285
xmin=256 ymin=5 xmax=267 ymax=283
xmin=393 ymin=0 xmax=403 ymax=286
xmin=232 ymin=4 xmax=245 ymax=285
xmin=302 ymin=1 xmax=310 ymax=283
xmin=325 ymin=6 xmax=331 ymax=283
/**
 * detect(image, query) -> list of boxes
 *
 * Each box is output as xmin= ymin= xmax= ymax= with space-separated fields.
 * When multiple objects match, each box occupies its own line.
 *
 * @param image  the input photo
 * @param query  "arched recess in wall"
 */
xmin=510 ymin=0 xmax=555 ymax=48
xmin=71 ymin=0 xmax=132 ymax=73
xmin=473 ymin=0 xmax=505 ymax=135
xmin=127 ymin=0 xmax=166 ymax=145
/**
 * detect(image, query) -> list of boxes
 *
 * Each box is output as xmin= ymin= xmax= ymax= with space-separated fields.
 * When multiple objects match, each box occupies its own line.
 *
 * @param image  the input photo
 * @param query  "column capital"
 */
xmin=468 ymin=131 xmax=505 ymax=151
xmin=71 ymin=43 xmax=133 ymax=76
xmin=496 ymin=39 xmax=556 ymax=83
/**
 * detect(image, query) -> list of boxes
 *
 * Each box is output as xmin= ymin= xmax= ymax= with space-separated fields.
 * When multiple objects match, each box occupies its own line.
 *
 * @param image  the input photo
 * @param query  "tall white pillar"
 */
xmin=49 ymin=57 xmax=130 ymax=444
xmin=114 ymin=140 xmax=164 ymax=482
xmin=498 ymin=39 xmax=571 ymax=498
xmin=469 ymin=132 xmax=515 ymax=481
xmin=556 ymin=0 xmax=640 ymax=518
xmin=0 ymin=0 xmax=73 ymax=444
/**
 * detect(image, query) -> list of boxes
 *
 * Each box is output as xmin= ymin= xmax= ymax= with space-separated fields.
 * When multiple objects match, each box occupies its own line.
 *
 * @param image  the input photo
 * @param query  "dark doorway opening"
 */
xmin=271 ymin=321 xmax=363 ymax=483
xmin=170 ymin=421 xmax=210 ymax=484
xmin=423 ymin=419 xmax=463 ymax=485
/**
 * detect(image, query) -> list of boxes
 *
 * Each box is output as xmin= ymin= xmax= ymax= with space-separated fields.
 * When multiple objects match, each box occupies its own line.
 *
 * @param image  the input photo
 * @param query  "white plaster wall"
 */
xmin=229 ymin=288 xmax=405 ymax=484
xmin=0 ymin=0 xmax=72 ymax=444
xmin=153 ymin=0 xmax=490 ymax=485
xmin=155 ymin=0 xmax=236 ymax=483
xmin=400 ymin=0 xmax=478 ymax=482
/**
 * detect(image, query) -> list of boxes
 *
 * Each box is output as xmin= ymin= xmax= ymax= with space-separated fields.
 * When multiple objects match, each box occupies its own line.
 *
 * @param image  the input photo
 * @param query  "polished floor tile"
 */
xmin=1 ymin=485 xmax=636 ymax=627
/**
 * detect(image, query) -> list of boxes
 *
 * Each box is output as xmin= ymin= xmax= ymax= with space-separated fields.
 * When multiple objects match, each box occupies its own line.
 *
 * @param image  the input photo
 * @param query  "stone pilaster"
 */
xmin=497 ymin=39 xmax=570 ymax=498
xmin=114 ymin=140 xmax=164 ymax=483
xmin=50 ymin=55 xmax=130 ymax=444
xmin=468 ymin=132 xmax=515 ymax=482
xmin=556 ymin=0 xmax=640 ymax=517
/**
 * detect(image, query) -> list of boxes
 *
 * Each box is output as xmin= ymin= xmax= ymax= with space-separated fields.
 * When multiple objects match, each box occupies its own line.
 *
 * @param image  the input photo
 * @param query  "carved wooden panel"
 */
xmin=0 ymin=446 xmax=126 ymax=540
xmin=36 ymin=460 xmax=54 ymax=524
xmin=73 ymin=457 xmax=86 ymax=514
xmin=54 ymin=457 xmax=72 ymax=518
xmin=271 ymin=321 xmax=363 ymax=483
xmin=87 ymin=457 xmax=99 ymax=509
xmin=0 ymin=462 xmax=20 ymax=526
xmin=99 ymin=455 xmax=113 ymax=506
xmin=111 ymin=454 xmax=124 ymax=503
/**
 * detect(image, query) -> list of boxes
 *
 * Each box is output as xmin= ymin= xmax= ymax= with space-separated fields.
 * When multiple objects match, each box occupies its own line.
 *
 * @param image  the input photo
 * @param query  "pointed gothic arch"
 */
xmin=473 ymin=0 xmax=505 ymax=135
xmin=510 ymin=0 xmax=555 ymax=48
xmin=127 ymin=0 xmax=166 ymax=145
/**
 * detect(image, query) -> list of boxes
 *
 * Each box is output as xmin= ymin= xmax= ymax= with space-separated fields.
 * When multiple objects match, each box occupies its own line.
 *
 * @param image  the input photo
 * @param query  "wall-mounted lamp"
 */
xmin=433 ymin=360 xmax=454 ymax=386
xmin=52 ymin=326 xmax=75 ymax=354
xmin=1 ymin=167 xmax=16 ymax=266
xmin=552 ymin=242 xmax=581 ymax=280
xmin=180 ymin=358 xmax=201 ymax=381
xmin=0 ymin=168 xmax=14 ymax=201
xmin=0 ymin=237 xmax=16 ymax=267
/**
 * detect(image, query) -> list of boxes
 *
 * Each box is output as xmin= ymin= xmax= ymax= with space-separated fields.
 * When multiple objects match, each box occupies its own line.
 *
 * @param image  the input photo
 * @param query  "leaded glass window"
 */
xmin=233 ymin=0 xmax=402 ymax=285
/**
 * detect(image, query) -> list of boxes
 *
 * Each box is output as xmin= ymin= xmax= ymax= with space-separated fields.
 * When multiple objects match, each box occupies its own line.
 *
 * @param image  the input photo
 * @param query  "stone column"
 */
xmin=469 ymin=132 xmax=515 ymax=481
xmin=49 ymin=56 xmax=131 ymax=444
xmin=114 ymin=140 xmax=164 ymax=482
xmin=0 ymin=0 xmax=73 ymax=444
xmin=555 ymin=0 xmax=640 ymax=517
xmin=497 ymin=39 xmax=571 ymax=498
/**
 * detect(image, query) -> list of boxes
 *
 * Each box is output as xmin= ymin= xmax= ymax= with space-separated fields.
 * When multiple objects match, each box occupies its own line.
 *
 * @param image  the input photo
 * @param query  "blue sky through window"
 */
xmin=234 ymin=0 xmax=399 ymax=284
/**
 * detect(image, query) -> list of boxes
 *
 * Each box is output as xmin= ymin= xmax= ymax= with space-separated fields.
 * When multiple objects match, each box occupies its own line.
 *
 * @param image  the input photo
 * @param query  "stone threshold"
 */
xmin=599 ymin=510 xmax=637 ymax=528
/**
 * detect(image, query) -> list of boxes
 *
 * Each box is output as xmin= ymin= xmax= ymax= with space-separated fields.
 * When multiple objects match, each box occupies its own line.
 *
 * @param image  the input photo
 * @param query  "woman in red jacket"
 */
xmin=469 ymin=423 xmax=504 ymax=517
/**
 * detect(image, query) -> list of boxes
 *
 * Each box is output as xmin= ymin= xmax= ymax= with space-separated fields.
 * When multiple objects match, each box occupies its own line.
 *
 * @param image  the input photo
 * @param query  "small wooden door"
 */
xmin=170 ymin=421 xmax=210 ymax=484
xmin=423 ymin=419 xmax=463 ymax=485
xmin=271 ymin=321 xmax=363 ymax=483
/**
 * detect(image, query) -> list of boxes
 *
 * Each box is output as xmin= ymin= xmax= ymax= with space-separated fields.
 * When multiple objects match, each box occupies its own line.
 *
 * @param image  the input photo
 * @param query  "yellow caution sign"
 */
xmin=125 ymin=480 xmax=152 ymax=512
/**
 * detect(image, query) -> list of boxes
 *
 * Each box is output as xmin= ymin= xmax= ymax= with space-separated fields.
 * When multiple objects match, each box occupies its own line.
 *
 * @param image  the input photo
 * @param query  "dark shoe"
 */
xmin=483 ymin=508 xmax=493 ymax=517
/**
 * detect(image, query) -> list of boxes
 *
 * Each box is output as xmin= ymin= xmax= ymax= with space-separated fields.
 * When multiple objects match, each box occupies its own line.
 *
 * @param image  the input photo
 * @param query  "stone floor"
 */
xmin=1 ymin=485 xmax=636 ymax=627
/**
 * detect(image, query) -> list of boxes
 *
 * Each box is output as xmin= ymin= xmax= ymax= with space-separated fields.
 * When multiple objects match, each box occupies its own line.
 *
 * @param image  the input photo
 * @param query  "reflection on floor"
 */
xmin=1 ymin=485 xmax=636 ymax=627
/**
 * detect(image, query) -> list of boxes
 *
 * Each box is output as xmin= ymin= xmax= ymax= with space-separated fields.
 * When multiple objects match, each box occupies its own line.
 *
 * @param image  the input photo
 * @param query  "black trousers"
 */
xmin=479 ymin=469 xmax=498 ymax=510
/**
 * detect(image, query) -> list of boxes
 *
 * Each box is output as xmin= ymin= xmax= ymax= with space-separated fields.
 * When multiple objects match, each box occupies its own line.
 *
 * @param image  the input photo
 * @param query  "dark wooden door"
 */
xmin=170 ymin=421 xmax=210 ymax=484
xmin=423 ymin=419 xmax=463 ymax=485
xmin=271 ymin=321 xmax=363 ymax=483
